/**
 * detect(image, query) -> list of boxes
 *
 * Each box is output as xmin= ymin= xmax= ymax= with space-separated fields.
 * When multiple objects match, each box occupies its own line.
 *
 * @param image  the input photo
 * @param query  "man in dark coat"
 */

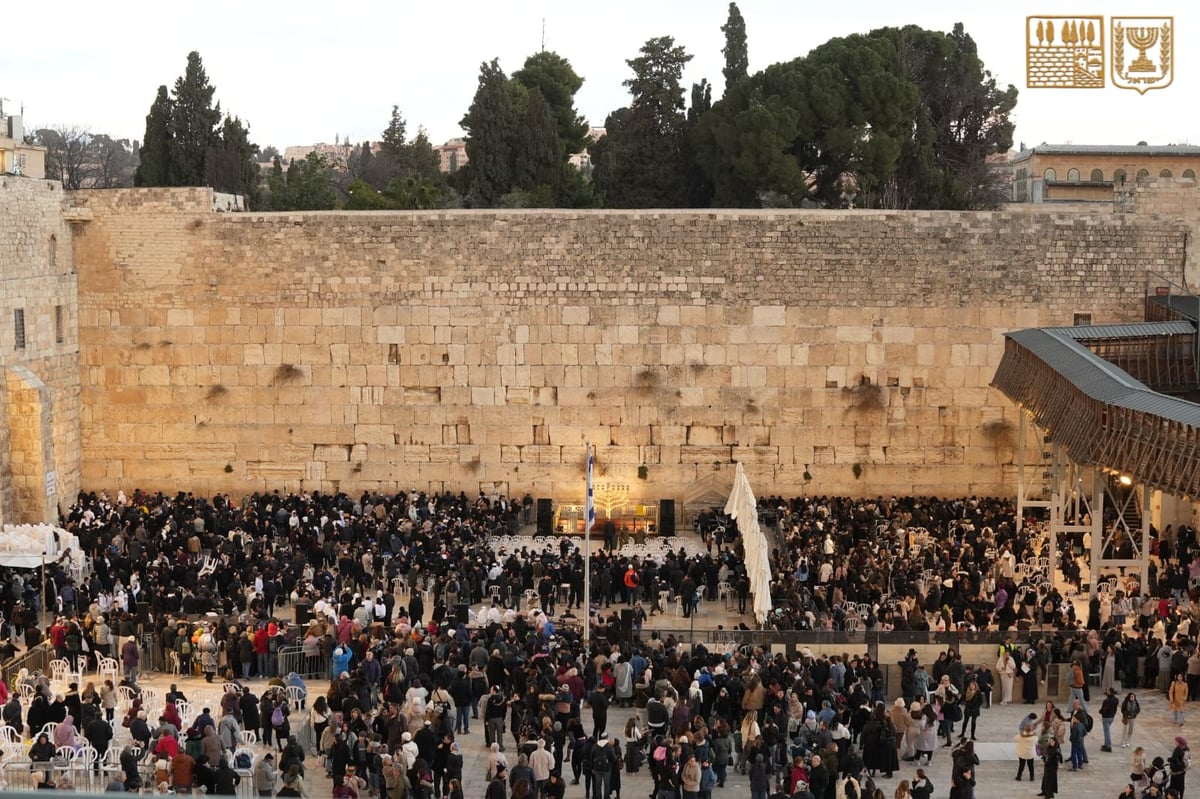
xmin=86 ymin=713 xmax=114 ymax=768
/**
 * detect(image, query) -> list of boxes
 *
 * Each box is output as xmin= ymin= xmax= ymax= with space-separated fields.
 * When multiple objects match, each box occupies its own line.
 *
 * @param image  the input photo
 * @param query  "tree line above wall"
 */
xmin=35 ymin=3 xmax=1017 ymax=212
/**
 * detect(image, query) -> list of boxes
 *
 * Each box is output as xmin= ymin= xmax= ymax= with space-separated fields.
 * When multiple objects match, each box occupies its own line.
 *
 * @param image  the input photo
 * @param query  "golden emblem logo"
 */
xmin=1112 ymin=16 xmax=1174 ymax=92
xmin=1027 ymin=16 xmax=1105 ymax=88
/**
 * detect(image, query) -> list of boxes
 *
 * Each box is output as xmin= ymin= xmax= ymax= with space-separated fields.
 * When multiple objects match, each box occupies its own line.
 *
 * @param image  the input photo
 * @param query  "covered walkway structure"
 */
xmin=991 ymin=275 xmax=1200 ymax=598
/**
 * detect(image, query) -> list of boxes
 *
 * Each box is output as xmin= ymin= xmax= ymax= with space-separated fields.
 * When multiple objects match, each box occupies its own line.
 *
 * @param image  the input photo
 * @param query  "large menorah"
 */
xmin=1127 ymin=26 xmax=1160 ymax=72
xmin=593 ymin=483 xmax=630 ymax=515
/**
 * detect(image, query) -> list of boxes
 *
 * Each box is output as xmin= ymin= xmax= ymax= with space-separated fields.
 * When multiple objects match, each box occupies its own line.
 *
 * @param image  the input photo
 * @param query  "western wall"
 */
xmin=60 ymin=185 xmax=1197 ymax=511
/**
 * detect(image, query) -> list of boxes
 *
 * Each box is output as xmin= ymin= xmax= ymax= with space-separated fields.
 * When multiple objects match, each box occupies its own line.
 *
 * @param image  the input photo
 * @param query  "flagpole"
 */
xmin=583 ymin=443 xmax=593 ymax=651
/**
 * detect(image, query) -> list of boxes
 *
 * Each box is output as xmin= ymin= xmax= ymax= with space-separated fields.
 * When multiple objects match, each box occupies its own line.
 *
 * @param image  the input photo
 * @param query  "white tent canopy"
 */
xmin=0 ymin=523 xmax=79 ymax=569
xmin=723 ymin=463 xmax=774 ymax=624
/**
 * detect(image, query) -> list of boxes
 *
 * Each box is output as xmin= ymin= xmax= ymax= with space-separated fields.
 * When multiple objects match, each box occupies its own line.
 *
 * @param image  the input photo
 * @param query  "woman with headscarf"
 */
xmin=201 ymin=724 xmax=223 ymax=767
xmin=889 ymin=698 xmax=911 ymax=760
xmin=1168 ymin=736 xmax=1190 ymax=797
xmin=29 ymin=732 xmax=55 ymax=763
xmin=53 ymin=714 xmax=78 ymax=750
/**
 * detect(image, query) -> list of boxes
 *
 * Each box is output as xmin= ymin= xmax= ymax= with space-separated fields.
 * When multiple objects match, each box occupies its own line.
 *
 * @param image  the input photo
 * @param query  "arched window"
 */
xmin=1161 ymin=168 xmax=1173 ymax=178
xmin=1184 ymin=169 xmax=1196 ymax=181
xmin=1067 ymin=168 xmax=1080 ymax=182
xmin=1137 ymin=168 xmax=1151 ymax=180
xmin=48 ymin=234 xmax=56 ymax=267
xmin=1114 ymin=169 xmax=1127 ymax=185
xmin=1044 ymin=168 xmax=1057 ymax=182
xmin=1090 ymin=168 xmax=1104 ymax=182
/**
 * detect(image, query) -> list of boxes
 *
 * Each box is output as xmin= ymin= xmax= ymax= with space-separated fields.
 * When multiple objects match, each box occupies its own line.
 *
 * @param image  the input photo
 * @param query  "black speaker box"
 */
xmin=536 ymin=498 xmax=554 ymax=534
xmin=620 ymin=608 xmax=634 ymax=633
xmin=659 ymin=499 xmax=676 ymax=537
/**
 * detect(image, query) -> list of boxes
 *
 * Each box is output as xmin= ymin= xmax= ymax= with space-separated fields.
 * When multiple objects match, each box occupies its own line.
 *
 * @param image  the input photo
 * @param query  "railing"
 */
xmin=276 ymin=645 xmax=328 ymax=681
xmin=2 ymin=642 xmax=54 ymax=679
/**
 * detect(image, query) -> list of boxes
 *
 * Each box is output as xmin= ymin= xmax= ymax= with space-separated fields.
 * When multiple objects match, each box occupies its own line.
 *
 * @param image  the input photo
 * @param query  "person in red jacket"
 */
xmin=254 ymin=625 xmax=270 ymax=679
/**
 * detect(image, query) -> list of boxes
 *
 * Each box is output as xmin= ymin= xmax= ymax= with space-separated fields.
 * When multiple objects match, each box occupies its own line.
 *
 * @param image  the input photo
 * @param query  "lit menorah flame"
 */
xmin=592 ymin=483 xmax=630 ymax=515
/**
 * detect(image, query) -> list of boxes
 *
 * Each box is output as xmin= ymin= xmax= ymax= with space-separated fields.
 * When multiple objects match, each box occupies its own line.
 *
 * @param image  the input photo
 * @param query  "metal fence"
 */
xmin=1 ymin=642 xmax=54 ymax=679
xmin=277 ymin=645 xmax=328 ymax=681
xmin=627 ymin=626 xmax=1020 ymax=654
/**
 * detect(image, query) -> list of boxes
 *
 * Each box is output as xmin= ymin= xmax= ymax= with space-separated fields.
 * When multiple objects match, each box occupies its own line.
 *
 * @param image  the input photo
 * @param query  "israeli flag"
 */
xmin=586 ymin=445 xmax=596 ymax=532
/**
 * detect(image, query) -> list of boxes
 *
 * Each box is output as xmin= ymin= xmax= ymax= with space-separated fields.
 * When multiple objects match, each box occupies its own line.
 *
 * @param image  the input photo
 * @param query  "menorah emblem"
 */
xmin=1112 ymin=16 xmax=1174 ymax=93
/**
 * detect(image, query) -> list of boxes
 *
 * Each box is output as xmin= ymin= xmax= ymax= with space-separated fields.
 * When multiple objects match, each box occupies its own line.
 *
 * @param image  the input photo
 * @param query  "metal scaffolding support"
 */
xmin=1015 ymin=412 xmax=1054 ymax=534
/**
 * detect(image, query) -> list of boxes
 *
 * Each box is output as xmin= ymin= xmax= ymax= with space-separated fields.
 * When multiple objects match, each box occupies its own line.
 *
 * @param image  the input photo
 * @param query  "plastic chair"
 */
xmin=73 ymin=745 xmax=98 ymax=789
xmin=238 ymin=730 xmax=258 ymax=747
xmin=116 ymin=686 xmax=137 ymax=710
xmin=285 ymin=685 xmax=306 ymax=710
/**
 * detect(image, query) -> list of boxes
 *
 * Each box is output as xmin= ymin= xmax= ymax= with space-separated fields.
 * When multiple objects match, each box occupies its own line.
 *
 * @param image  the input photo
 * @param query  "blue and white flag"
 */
xmin=585 ymin=445 xmax=596 ymax=532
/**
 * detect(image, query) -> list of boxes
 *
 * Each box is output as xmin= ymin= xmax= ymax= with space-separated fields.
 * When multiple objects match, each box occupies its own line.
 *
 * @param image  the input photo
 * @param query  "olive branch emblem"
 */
xmin=1114 ymin=22 xmax=1126 ymax=74
xmin=1161 ymin=22 xmax=1172 ymax=75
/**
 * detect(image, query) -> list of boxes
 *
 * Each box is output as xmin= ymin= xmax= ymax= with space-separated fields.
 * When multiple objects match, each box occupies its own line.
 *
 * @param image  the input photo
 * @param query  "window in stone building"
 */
xmin=1137 ymin=169 xmax=1150 ymax=180
xmin=1043 ymin=168 xmax=1057 ymax=182
xmin=1067 ymin=168 xmax=1080 ymax=182
xmin=48 ymin=235 xmax=56 ymax=267
xmin=55 ymin=305 xmax=63 ymax=344
xmin=1185 ymin=169 xmax=1197 ymax=181
xmin=14 ymin=309 xmax=25 ymax=350
xmin=1114 ymin=169 xmax=1127 ymax=185
xmin=1161 ymin=169 xmax=1173 ymax=178
xmin=1090 ymin=169 xmax=1104 ymax=182
xmin=1074 ymin=313 xmax=1092 ymax=326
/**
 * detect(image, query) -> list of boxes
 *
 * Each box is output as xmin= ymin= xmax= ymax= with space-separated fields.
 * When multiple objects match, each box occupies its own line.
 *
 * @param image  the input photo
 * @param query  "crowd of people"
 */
xmin=0 ymin=487 xmax=1194 ymax=799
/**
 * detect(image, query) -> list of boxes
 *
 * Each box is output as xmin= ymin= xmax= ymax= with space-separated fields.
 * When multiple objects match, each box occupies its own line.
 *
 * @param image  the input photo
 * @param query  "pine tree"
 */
xmin=721 ymin=3 xmax=749 ymax=93
xmin=513 ymin=51 xmax=589 ymax=158
xmin=513 ymin=89 xmax=563 ymax=198
xmin=591 ymin=37 xmax=693 ymax=207
xmin=206 ymin=115 xmax=260 ymax=201
xmin=168 ymin=51 xmax=222 ymax=186
xmin=135 ymin=86 xmax=173 ymax=187
xmin=460 ymin=59 xmax=519 ymax=206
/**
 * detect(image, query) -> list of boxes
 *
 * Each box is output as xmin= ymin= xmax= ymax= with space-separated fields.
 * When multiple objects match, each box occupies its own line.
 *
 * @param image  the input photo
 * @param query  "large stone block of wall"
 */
xmin=71 ymin=190 xmax=1188 ymax=503
xmin=0 ymin=177 xmax=82 ymax=521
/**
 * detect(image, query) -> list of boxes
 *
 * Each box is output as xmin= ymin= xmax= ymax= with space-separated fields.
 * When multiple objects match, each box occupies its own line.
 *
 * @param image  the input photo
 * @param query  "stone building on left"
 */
xmin=0 ymin=107 xmax=46 ymax=179
xmin=0 ymin=106 xmax=82 ymax=523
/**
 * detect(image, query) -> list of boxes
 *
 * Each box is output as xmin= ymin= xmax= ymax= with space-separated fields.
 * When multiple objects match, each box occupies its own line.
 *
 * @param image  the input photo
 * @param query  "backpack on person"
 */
xmin=272 ymin=706 xmax=285 ymax=728
xmin=1081 ymin=711 xmax=1093 ymax=733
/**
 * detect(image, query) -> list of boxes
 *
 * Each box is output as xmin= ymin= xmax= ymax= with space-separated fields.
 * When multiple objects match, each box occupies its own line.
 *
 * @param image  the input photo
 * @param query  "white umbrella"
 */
xmin=723 ymin=463 xmax=773 ymax=624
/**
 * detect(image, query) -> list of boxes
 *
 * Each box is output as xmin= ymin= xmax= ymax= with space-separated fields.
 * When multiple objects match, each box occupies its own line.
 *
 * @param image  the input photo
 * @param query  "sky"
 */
xmin=3 ymin=0 xmax=1196 ymax=153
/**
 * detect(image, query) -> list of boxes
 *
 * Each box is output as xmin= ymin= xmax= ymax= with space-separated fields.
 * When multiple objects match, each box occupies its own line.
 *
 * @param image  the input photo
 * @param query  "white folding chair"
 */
xmin=238 ymin=730 xmax=258 ymax=747
xmin=285 ymin=685 xmax=306 ymax=710
xmin=73 ymin=745 xmax=98 ymax=789
xmin=116 ymin=686 xmax=137 ymax=710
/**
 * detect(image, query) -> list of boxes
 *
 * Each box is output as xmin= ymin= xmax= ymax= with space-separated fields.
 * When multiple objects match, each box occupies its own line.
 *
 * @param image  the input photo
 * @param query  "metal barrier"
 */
xmin=640 ymin=626 xmax=1022 ymax=656
xmin=1 ymin=642 xmax=54 ymax=679
xmin=276 ymin=645 xmax=327 ymax=681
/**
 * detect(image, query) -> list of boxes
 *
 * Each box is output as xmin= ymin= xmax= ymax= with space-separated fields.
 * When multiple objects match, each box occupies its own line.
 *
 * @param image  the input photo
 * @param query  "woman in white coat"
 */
xmin=997 ymin=652 xmax=1018 ymax=705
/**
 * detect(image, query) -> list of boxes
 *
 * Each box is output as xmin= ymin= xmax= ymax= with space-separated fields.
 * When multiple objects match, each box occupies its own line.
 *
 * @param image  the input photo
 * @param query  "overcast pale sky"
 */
xmin=3 ymin=0 xmax=1195 ymax=152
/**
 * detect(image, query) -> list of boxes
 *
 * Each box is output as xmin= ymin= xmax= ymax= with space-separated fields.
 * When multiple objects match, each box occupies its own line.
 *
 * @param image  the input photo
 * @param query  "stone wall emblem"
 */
xmin=1027 ymin=16 xmax=1106 ymax=88
xmin=1112 ymin=16 xmax=1174 ymax=93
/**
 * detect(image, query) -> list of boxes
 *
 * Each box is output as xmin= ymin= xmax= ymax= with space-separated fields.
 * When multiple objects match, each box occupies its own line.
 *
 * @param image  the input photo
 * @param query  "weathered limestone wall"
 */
xmin=1115 ymin=178 xmax=1200 ymax=287
xmin=71 ymin=190 xmax=1189 ymax=504
xmin=0 ymin=177 xmax=81 ymax=521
